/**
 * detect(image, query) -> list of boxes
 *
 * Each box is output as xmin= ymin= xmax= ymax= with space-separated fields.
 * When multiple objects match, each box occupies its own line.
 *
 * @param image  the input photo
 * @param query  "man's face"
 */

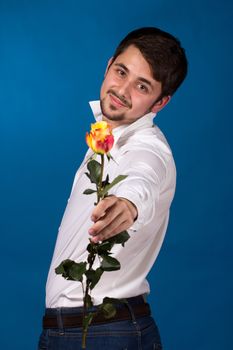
xmin=100 ymin=45 xmax=166 ymax=128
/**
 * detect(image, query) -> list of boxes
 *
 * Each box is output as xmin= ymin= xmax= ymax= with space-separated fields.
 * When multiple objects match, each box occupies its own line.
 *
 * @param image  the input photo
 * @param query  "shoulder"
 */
xmin=109 ymin=124 xmax=176 ymax=183
xmin=116 ymin=123 xmax=174 ymax=164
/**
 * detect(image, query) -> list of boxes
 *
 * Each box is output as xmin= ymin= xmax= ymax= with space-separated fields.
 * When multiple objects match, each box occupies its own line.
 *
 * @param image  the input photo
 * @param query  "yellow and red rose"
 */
xmin=86 ymin=121 xmax=114 ymax=154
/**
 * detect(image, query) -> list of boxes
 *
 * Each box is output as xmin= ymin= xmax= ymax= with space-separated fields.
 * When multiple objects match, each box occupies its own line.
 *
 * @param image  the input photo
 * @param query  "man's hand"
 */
xmin=88 ymin=196 xmax=138 ymax=243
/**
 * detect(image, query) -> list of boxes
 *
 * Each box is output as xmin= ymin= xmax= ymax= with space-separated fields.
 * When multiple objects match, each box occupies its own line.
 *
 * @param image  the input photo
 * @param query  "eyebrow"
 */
xmin=114 ymin=63 xmax=153 ymax=88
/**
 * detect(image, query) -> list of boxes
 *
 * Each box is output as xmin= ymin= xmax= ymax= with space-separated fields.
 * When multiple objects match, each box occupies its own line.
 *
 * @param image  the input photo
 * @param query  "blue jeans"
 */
xmin=38 ymin=302 xmax=163 ymax=350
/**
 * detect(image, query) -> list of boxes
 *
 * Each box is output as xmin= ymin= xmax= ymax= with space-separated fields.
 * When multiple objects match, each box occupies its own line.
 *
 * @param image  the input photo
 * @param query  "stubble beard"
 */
xmin=100 ymin=98 xmax=126 ymax=122
xmin=100 ymin=93 xmax=157 ymax=124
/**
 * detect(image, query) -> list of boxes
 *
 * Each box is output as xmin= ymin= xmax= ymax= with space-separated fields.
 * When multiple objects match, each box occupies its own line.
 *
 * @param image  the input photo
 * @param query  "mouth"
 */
xmin=109 ymin=93 xmax=128 ymax=108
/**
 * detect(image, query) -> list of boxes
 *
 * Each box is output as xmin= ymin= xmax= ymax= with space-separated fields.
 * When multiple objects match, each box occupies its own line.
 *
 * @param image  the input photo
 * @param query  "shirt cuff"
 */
xmin=115 ymin=188 xmax=157 ymax=232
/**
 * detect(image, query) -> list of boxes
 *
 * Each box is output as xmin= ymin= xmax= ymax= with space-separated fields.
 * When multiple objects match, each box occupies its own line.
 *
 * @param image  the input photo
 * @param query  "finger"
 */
xmin=89 ymin=203 xmax=122 ymax=236
xmin=91 ymin=196 xmax=118 ymax=222
xmin=90 ymin=199 xmax=136 ymax=242
xmin=91 ymin=218 xmax=128 ymax=243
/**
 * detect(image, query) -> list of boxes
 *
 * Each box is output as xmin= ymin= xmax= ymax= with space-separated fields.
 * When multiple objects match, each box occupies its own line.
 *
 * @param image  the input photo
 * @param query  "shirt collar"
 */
xmin=89 ymin=100 xmax=156 ymax=144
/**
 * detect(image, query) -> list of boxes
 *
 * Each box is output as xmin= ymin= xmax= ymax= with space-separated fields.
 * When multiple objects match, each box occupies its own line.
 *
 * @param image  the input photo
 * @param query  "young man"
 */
xmin=39 ymin=27 xmax=187 ymax=349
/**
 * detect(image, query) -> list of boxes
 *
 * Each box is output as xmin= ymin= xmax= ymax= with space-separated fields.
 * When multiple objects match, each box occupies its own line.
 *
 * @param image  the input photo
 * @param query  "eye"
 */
xmin=116 ymin=69 xmax=126 ymax=77
xmin=137 ymin=84 xmax=149 ymax=93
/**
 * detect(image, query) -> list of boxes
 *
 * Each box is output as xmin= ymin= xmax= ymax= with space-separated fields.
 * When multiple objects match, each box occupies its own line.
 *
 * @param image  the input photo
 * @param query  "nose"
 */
xmin=117 ymin=80 xmax=131 ymax=98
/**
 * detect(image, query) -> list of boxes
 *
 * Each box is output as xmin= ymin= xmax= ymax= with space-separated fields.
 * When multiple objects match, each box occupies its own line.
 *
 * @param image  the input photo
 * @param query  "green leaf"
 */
xmin=96 ymin=241 xmax=114 ymax=254
xmin=101 ymin=255 xmax=121 ymax=271
xmin=106 ymin=153 xmax=116 ymax=163
xmin=69 ymin=262 xmax=87 ymax=281
xmin=87 ymin=160 xmax=101 ymax=184
xmin=84 ymin=172 xmax=91 ymax=181
xmin=86 ymin=243 xmax=92 ymax=253
xmin=91 ymin=267 xmax=104 ymax=289
xmin=107 ymin=230 xmax=130 ymax=247
xmin=83 ymin=189 xmax=97 ymax=195
xmin=101 ymin=175 xmax=128 ymax=197
xmin=100 ymin=302 xmax=117 ymax=319
xmin=86 ymin=241 xmax=99 ymax=253
xmin=85 ymin=267 xmax=104 ymax=290
xmin=102 ymin=174 xmax=110 ymax=187
xmin=55 ymin=263 xmax=66 ymax=275
xmin=103 ymin=296 xmax=127 ymax=305
xmin=55 ymin=259 xmax=75 ymax=278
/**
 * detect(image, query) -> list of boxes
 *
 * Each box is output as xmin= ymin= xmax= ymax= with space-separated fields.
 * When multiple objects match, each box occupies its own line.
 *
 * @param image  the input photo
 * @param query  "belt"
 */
xmin=43 ymin=298 xmax=151 ymax=329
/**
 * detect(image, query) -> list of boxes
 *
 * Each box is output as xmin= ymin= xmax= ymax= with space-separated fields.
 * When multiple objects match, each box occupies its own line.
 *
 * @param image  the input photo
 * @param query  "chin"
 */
xmin=101 ymin=102 xmax=124 ymax=122
xmin=104 ymin=113 xmax=125 ymax=123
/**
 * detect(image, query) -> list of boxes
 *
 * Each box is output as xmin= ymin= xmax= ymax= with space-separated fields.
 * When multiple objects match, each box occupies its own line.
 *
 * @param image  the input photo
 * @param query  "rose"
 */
xmin=86 ymin=121 xmax=114 ymax=154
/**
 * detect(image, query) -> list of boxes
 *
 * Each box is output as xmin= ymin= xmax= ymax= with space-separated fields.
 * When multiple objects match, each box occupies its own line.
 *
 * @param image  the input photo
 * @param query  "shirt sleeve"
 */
xmin=109 ymin=149 xmax=167 ymax=231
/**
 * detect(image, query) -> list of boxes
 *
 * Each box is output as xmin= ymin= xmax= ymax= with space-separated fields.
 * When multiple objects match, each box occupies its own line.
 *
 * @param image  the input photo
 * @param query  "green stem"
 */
xmin=82 ymin=153 xmax=105 ymax=348
xmin=100 ymin=154 xmax=104 ymax=190
xmin=82 ymin=246 xmax=96 ymax=348
xmin=82 ymin=329 xmax=87 ymax=349
xmin=97 ymin=154 xmax=104 ymax=202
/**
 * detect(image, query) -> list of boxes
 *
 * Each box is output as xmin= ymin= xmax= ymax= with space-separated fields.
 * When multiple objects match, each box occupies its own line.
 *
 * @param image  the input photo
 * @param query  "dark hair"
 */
xmin=112 ymin=27 xmax=188 ymax=99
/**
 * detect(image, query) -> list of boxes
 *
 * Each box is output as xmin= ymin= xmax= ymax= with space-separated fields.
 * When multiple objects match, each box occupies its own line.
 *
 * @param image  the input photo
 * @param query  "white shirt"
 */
xmin=46 ymin=100 xmax=176 ymax=308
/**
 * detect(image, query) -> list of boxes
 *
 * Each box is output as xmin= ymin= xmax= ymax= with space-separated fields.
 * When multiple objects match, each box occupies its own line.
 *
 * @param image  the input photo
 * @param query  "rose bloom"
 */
xmin=86 ymin=121 xmax=114 ymax=154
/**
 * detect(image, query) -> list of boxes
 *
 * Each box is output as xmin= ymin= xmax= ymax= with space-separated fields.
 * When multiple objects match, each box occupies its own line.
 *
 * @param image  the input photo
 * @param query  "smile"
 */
xmin=109 ymin=93 xmax=127 ymax=108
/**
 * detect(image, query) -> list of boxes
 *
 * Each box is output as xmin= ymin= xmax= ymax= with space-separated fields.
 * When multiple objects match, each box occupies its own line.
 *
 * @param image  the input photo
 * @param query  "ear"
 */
xmin=151 ymin=95 xmax=171 ymax=113
xmin=104 ymin=57 xmax=114 ymax=77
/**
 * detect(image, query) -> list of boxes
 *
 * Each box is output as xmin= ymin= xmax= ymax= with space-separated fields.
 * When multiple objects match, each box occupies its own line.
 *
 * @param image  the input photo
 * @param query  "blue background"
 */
xmin=1 ymin=1 xmax=232 ymax=349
